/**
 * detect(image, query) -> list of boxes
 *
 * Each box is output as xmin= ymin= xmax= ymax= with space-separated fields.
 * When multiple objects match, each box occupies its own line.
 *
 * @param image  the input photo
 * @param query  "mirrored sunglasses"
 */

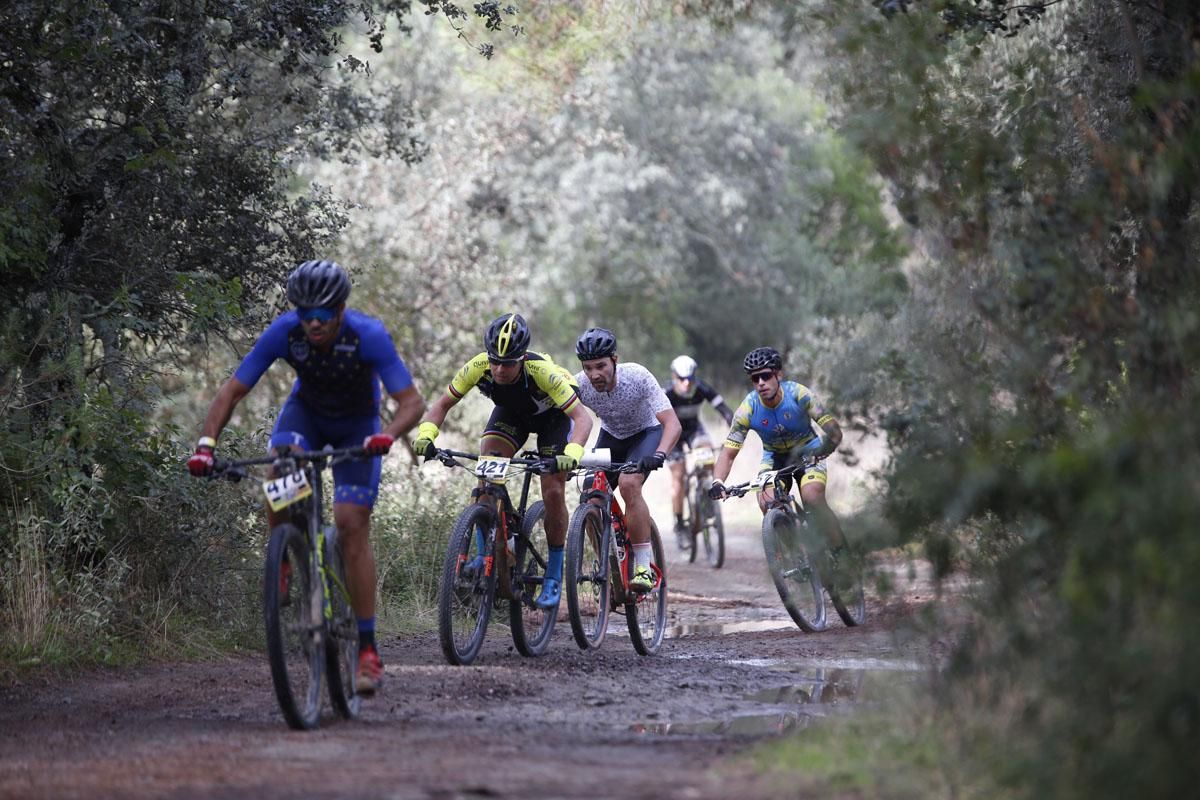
xmin=749 ymin=370 xmax=775 ymax=384
xmin=298 ymin=306 xmax=337 ymax=323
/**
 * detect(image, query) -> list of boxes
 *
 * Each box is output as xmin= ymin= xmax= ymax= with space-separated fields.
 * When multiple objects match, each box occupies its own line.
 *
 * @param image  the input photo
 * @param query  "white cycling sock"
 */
xmin=633 ymin=542 xmax=653 ymax=570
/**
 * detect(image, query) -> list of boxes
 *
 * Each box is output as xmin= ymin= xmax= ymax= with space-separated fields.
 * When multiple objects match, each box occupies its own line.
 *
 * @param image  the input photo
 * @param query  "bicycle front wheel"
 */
xmin=323 ymin=527 xmax=361 ymax=719
xmin=437 ymin=503 xmax=498 ymax=665
xmin=626 ymin=521 xmax=667 ymax=656
xmin=510 ymin=500 xmax=557 ymax=656
xmin=264 ymin=523 xmax=324 ymax=730
xmin=762 ymin=509 xmax=826 ymax=632
xmin=694 ymin=480 xmax=725 ymax=569
xmin=565 ymin=503 xmax=611 ymax=650
xmin=678 ymin=473 xmax=697 ymax=563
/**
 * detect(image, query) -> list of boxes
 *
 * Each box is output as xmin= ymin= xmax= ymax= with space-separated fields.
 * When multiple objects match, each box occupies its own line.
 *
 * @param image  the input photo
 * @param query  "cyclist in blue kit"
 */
xmin=708 ymin=347 xmax=846 ymax=553
xmin=187 ymin=260 xmax=425 ymax=696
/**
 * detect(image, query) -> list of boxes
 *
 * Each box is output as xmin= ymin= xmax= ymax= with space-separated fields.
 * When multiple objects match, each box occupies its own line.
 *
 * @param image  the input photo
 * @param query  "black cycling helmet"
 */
xmin=286 ymin=260 xmax=351 ymax=308
xmin=484 ymin=313 xmax=531 ymax=361
xmin=575 ymin=327 xmax=617 ymax=361
xmin=743 ymin=346 xmax=783 ymax=373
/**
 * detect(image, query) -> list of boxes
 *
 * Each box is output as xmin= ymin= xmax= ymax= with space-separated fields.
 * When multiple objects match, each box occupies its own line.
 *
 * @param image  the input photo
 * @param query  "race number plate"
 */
xmin=751 ymin=470 xmax=777 ymax=491
xmin=475 ymin=455 xmax=511 ymax=483
xmin=693 ymin=447 xmax=715 ymax=466
xmin=263 ymin=470 xmax=313 ymax=512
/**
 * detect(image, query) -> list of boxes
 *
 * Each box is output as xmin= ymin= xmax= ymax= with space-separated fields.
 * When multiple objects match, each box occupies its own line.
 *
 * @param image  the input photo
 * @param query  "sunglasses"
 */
xmin=749 ymin=370 xmax=775 ymax=385
xmin=298 ymin=306 xmax=337 ymax=323
xmin=488 ymin=357 xmax=522 ymax=367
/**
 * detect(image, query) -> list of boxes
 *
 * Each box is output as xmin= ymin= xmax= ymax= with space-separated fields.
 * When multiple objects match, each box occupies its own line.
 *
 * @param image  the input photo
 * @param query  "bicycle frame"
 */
xmin=432 ymin=448 xmax=558 ymax=664
xmin=210 ymin=444 xmax=370 ymax=729
xmin=576 ymin=465 xmax=665 ymax=601
xmin=441 ymin=449 xmax=544 ymax=581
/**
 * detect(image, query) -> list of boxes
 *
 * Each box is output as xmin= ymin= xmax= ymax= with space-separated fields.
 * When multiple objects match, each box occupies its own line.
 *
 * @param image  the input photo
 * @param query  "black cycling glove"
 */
xmin=638 ymin=451 xmax=667 ymax=473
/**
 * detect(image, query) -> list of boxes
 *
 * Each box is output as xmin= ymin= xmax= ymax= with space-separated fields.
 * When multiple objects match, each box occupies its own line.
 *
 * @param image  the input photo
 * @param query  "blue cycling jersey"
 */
xmin=234 ymin=309 xmax=413 ymax=418
xmin=725 ymin=380 xmax=821 ymax=455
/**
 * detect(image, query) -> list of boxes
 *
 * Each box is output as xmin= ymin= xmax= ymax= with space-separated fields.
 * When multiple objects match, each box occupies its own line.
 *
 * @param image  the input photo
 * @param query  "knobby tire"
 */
xmin=322 ymin=527 xmax=361 ymax=719
xmin=510 ymin=500 xmax=557 ymax=656
xmin=565 ymin=503 xmax=611 ymax=650
xmin=626 ymin=522 xmax=667 ymax=656
xmin=762 ymin=508 xmax=827 ymax=632
xmin=264 ymin=522 xmax=324 ymax=730
xmin=437 ymin=503 xmax=498 ymax=666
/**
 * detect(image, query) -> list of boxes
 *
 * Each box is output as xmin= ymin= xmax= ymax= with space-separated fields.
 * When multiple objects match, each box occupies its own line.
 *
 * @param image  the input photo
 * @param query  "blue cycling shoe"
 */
xmin=535 ymin=576 xmax=562 ymax=608
xmin=461 ymin=554 xmax=485 ymax=578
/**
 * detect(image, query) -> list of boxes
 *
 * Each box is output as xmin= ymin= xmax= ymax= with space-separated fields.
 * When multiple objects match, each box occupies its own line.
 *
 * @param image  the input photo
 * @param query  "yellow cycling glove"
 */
xmin=413 ymin=421 xmax=439 ymax=457
xmin=553 ymin=441 xmax=585 ymax=473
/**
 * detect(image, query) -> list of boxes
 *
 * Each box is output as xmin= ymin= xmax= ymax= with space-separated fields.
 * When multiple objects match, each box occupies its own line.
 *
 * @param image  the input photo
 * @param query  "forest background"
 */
xmin=1 ymin=1 xmax=1197 ymax=798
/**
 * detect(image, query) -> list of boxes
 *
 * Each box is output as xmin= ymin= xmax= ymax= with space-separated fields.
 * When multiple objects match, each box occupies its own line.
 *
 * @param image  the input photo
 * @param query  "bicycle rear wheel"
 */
xmin=565 ymin=503 xmax=611 ymax=650
xmin=437 ymin=503 xmax=498 ymax=665
xmin=694 ymin=480 xmax=725 ymax=569
xmin=626 ymin=522 xmax=667 ymax=655
xmin=827 ymin=546 xmax=867 ymax=627
xmin=322 ymin=526 xmax=361 ymax=719
xmin=510 ymin=500 xmax=557 ymax=656
xmin=762 ymin=508 xmax=826 ymax=632
xmin=264 ymin=523 xmax=324 ymax=730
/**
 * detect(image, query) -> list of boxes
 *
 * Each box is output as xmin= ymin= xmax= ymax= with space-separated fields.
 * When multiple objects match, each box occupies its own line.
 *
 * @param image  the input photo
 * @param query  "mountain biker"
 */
xmin=412 ymin=313 xmax=593 ymax=610
xmin=663 ymin=355 xmax=734 ymax=541
xmin=574 ymin=328 xmax=682 ymax=593
xmin=187 ymin=259 xmax=425 ymax=696
xmin=707 ymin=346 xmax=847 ymax=553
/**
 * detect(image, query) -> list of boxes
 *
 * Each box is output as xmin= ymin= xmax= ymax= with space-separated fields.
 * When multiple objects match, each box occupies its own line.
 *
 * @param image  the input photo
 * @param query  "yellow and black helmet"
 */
xmin=484 ymin=313 xmax=531 ymax=362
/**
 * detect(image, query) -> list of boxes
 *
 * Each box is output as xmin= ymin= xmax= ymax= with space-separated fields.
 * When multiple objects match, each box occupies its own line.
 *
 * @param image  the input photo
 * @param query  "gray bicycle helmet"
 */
xmin=286 ymin=260 xmax=351 ymax=308
xmin=575 ymin=327 xmax=617 ymax=360
xmin=743 ymin=346 xmax=783 ymax=373
xmin=484 ymin=313 xmax=531 ymax=361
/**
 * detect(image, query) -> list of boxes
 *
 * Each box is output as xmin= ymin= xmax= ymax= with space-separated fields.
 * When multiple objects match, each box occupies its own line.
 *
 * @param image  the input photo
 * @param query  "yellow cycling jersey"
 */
xmin=448 ymin=352 xmax=580 ymax=417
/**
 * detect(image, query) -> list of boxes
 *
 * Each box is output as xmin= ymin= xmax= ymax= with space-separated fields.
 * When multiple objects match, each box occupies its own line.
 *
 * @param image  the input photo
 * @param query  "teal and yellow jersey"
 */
xmin=725 ymin=380 xmax=830 ymax=455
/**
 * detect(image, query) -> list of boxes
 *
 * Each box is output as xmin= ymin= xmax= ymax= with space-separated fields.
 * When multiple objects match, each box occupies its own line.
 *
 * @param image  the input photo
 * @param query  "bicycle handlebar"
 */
xmin=719 ymin=458 xmax=817 ymax=499
xmin=209 ymin=445 xmax=373 ymax=482
xmin=430 ymin=448 xmax=551 ymax=474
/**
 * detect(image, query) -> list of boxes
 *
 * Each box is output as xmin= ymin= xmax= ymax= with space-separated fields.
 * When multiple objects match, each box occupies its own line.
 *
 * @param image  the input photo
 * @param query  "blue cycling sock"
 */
xmin=546 ymin=545 xmax=564 ymax=581
xmin=357 ymin=617 xmax=376 ymax=650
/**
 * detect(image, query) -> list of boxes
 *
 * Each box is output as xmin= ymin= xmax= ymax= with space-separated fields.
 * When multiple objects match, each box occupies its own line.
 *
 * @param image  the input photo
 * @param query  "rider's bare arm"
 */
xmin=654 ymin=407 xmax=682 ymax=456
xmin=809 ymin=402 xmax=843 ymax=457
xmin=383 ymin=385 xmax=426 ymax=440
xmin=565 ymin=399 xmax=594 ymax=447
xmin=199 ymin=377 xmax=253 ymax=442
xmin=422 ymin=392 xmax=460 ymax=428
xmin=712 ymin=445 xmax=738 ymax=484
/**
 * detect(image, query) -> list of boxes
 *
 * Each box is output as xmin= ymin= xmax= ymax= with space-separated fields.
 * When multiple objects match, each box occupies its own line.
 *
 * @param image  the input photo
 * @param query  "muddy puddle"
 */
xmin=632 ymin=663 xmax=920 ymax=738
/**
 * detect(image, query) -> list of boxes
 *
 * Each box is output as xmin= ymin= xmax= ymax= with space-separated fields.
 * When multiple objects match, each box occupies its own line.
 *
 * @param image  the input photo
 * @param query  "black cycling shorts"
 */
xmin=482 ymin=406 xmax=572 ymax=457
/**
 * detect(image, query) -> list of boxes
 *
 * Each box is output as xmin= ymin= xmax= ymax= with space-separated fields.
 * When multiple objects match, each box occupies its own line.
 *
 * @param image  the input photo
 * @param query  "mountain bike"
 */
xmin=677 ymin=443 xmax=725 ymax=568
xmin=563 ymin=451 xmax=667 ymax=655
xmin=722 ymin=460 xmax=865 ymax=632
xmin=210 ymin=445 xmax=369 ymax=730
xmin=429 ymin=449 xmax=557 ymax=666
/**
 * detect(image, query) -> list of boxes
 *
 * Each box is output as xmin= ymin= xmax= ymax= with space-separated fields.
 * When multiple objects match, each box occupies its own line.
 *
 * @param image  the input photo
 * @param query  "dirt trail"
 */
xmin=0 ymin=513 xmax=942 ymax=800
xmin=1 ymin=439 xmax=945 ymax=799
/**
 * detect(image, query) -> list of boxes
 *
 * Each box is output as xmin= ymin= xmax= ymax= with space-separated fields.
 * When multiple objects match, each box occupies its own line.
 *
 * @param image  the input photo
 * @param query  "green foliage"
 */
xmin=789 ymin=1 xmax=1200 ymax=798
xmin=372 ymin=463 xmax=478 ymax=628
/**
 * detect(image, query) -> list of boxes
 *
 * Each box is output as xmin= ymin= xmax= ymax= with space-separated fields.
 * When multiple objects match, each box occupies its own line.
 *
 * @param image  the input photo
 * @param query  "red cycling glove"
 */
xmin=187 ymin=438 xmax=216 ymax=477
xmin=363 ymin=433 xmax=394 ymax=455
